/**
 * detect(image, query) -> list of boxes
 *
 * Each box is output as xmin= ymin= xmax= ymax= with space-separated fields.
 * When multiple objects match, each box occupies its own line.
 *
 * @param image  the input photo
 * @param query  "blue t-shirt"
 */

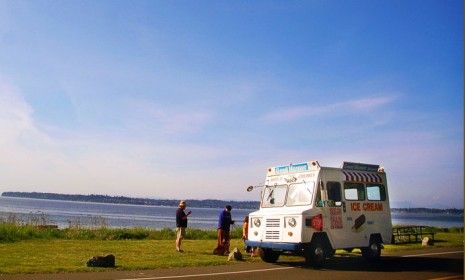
xmin=218 ymin=210 xmax=233 ymax=231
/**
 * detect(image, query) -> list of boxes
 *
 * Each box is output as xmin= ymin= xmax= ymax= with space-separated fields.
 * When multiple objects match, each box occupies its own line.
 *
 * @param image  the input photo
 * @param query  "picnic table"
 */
xmin=392 ymin=226 xmax=435 ymax=244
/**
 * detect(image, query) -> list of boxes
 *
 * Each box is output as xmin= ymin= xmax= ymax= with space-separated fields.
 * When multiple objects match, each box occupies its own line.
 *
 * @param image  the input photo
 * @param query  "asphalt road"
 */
xmin=1 ymin=247 xmax=463 ymax=280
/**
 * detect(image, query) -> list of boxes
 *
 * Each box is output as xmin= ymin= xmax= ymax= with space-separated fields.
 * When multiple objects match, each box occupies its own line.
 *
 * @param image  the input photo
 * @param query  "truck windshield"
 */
xmin=287 ymin=181 xmax=314 ymax=206
xmin=261 ymin=185 xmax=287 ymax=208
xmin=261 ymin=182 xmax=315 ymax=208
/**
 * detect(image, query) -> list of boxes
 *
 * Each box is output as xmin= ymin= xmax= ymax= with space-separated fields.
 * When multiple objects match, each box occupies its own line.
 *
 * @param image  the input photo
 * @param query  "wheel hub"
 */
xmin=314 ymin=247 xmax=324 ymax=258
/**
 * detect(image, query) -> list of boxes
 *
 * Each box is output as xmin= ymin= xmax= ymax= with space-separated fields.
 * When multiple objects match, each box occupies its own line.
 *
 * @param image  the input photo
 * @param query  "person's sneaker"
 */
xmin=177 ymin=249 xmax=184 ymax=253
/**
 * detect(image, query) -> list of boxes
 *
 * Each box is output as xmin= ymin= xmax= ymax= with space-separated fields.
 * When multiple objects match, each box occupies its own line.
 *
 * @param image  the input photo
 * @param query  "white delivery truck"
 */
xmin=245 ymin=161 xmax=392 ymax=266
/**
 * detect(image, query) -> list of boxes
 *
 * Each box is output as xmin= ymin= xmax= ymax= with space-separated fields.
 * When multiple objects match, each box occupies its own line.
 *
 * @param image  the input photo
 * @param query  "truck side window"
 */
xmin=344 ymin=182 xmax=365 ymax=201
xmin=367 ymin=184 xmax=386 ymax=201
xmin=327 ymin=182 xmax=342 ymax=206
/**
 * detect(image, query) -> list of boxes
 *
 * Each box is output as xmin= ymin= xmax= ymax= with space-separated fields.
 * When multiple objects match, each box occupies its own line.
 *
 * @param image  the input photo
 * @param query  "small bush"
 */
xmin=148 ymin=228 xmax=175 ymax=240
xmin=230 ymin=227 xmax=242 ymax=239
xmin=63 ymin=228 xmax=96 ymax=240
xmin=438 ymin=227 xmax=463 ymax=233
xmin=185 ymin=228 xmax=217 ymax=240
xmin=108 ymin=228 xmax=149 ymax=240
xmin=0 ymin=223 xmax=66 ymax=242
xmin=0 ymin=223 xmax=21 ymax=242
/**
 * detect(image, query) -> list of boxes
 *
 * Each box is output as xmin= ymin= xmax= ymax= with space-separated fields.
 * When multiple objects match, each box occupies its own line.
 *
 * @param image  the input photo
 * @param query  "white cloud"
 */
xmin=125 ymin=99 xmax=215 ymax=135
xmin=0 ymin=78 xmax=253 ymax=199
xmin=348 ymin=96 xmax=396 ymax=110
xmin=0 ymin=78 xmax=35 ymax=140
xmin=261 ymin=96 xmax=397 ymax=123
xmin=0 ymin=79 xmax=462 ymax=208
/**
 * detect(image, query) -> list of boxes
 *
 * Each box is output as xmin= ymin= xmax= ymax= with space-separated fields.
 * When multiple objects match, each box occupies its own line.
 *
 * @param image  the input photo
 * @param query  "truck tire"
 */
xmin=259 ymin=248 xmax=280 ymax=263
xmin=304 ymin=239 xmax=327 ymax=267
xmin=361 ymin=242 xmax=381 ymax=261
xmin=304 ymin=233 xmax=334 ymax=267
xmin=362 ymin=234 xmax=382 ymax=261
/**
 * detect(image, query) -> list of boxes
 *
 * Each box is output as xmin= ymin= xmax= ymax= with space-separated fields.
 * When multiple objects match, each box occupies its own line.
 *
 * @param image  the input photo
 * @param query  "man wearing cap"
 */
xmin=175 ymin=200 xmax=191 ymax=252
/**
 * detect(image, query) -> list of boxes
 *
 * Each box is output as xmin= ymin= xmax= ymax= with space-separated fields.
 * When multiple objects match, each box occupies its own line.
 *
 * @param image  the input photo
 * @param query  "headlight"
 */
xmin=287 ymin=217 xmax=297 ymax=227
xmin=253 ymin=218 xmax=261 ymax=227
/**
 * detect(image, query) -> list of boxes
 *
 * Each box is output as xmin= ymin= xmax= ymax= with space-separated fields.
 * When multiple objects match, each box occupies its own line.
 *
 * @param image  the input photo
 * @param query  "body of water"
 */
xmin=391 ymin=212 xmax=464 ymax=228
xmin=0 ymin=196 xmax=463 ymax=229
xmin=0 ymin=196 xmax=251 ymax=229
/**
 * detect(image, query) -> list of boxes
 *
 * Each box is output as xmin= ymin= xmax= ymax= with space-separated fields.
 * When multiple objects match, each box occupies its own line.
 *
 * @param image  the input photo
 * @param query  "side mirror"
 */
xmin=246 ymin=186 xmax=254 ymax=192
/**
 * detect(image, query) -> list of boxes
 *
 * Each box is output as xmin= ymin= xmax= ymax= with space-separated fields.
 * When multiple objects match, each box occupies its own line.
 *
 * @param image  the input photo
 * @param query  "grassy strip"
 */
xmin=0 ymin=232 xmax=462 ymax=274
xmin=0 ymin=239 xmax=261 ymax=274
xmin=0 ymin=223 xmax=462 ymax=274
xmin=1 ymin=223 xmax=462 ymax=243
xmin=0 ymin=223 xmax=243 ymax=243
xmin=384 ymin=232 xmax=464 ymax=251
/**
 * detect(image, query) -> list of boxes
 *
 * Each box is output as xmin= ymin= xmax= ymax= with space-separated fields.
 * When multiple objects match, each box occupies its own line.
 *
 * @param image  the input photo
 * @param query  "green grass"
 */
xmin=383 ymin=232 xmax=464 ymax=251
xmin=0 ymin=223 xmax=250 ymax=274
xmin=0 ymin=222 xmax=462 ymax=274
xmin=0 ymin=232 xmax=462 ymax=274
xmin=0 ymin=239 xmax=260 ymax=274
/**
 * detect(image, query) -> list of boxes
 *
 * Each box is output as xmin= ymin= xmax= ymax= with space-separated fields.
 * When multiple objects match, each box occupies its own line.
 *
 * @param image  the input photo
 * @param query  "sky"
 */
xmin=0 ymin=0 xmax=463 ymax=208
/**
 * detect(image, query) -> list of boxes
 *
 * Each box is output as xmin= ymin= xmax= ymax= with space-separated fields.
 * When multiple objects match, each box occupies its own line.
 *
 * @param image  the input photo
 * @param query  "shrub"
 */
xmin=148 ymin=228 xmax=175 ymax=240
xmin=185 ymin=228 xmax=217 ymax=240
xmin=0 ymin=223 xmax=20 ymax=242
xmin=108 ymin=228 xmax=149 ymax=240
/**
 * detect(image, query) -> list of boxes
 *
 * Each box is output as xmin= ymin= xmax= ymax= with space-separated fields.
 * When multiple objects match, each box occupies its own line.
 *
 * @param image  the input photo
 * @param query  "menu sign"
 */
xmin=342 ymin=162 xmax=379 ymax=172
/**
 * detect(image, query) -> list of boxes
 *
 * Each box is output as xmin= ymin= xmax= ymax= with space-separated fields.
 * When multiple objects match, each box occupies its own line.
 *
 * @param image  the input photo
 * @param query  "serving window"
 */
xmin=344 ymin=182 xmax=365 ymax=201
xmin=367 ymin=184 xmax=386 ymax=201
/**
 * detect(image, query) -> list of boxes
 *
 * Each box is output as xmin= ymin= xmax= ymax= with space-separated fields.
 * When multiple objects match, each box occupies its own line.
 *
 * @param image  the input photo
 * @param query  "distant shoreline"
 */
xmin=1 ymin=191 xmax=463 ymax=215
xmin=1 ymin=191 xmax=260 ymax=210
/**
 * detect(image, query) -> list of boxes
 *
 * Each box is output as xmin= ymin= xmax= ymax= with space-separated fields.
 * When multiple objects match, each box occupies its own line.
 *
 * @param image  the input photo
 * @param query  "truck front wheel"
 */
xmin=304 ymin=240 xmax=326 ymax=267
xmin=259 ymin=248 xmax=280 ymax=263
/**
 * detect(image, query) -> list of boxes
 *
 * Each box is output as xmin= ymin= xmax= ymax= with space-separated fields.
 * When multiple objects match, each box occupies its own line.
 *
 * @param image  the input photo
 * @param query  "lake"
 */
xmin=0 ymin=196 xmax=462 ymax=229
xmin=0 ymin=196 xmax=252 ymax=229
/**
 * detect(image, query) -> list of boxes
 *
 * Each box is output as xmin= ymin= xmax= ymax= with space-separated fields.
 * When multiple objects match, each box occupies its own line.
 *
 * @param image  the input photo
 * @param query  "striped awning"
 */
xmin=342 ymin=171 xmax=383 ymax=183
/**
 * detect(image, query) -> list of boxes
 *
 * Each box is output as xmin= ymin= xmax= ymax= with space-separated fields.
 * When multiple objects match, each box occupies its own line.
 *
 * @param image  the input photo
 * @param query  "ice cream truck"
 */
xmin=245 ymin=161 xmax=392 ymax=266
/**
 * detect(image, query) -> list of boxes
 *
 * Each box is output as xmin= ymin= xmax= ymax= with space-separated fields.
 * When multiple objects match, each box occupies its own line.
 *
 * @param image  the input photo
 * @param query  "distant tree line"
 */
xmin=390 ymin=207 xmax=463 ymax=215
xmin=1 ymin=192 xmax=260 ymax=210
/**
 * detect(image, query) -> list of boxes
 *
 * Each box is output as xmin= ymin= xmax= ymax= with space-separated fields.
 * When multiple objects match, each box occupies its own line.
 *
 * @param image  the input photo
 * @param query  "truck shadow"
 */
xmin=277 ymin=255 xmax=463 ymax=274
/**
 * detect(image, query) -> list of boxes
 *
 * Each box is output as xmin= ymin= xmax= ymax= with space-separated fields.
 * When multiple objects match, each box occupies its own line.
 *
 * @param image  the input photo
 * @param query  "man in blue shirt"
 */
xmin=215 ymin=205 xmax=234 ymax=255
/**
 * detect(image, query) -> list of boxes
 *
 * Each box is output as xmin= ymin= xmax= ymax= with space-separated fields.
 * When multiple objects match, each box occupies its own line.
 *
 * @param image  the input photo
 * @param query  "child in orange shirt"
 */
xmin=242 ymin=215 xmax=251 ymax=253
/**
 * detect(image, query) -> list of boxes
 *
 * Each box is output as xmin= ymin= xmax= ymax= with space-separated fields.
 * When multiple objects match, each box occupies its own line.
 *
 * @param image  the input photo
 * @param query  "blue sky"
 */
xmin=0 ymin=0 xmax=463 ymax=208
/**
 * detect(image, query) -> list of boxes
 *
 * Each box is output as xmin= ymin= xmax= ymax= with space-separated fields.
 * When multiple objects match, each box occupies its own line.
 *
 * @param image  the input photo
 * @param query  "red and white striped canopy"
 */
xmin=342 ymin=171 xmax=383 ymax=183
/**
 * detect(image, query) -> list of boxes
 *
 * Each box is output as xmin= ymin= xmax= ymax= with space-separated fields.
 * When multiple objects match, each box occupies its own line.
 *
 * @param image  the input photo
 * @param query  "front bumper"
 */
xmin=245 ymin=240 xmax=304 ymax=251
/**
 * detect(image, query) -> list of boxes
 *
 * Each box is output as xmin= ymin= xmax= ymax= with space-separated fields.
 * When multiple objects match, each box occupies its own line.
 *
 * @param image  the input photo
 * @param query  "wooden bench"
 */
xmin=392 ymin=226 xmax=435 ymax=244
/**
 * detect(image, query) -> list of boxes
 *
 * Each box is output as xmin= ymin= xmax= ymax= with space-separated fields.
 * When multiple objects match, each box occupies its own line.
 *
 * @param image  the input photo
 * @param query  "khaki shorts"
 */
xmin=176 ymin=227 xmax=186 ymax=239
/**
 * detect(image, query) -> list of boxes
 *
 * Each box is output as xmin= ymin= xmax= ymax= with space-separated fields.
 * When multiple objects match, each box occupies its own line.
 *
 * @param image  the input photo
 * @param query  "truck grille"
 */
xmin=265 ymin=230 xmax=280 ymax=240
xmin=266 ymin=218 xmax=280 ymax=228
xmin=265 ymin=218 xmax=281 ymax=240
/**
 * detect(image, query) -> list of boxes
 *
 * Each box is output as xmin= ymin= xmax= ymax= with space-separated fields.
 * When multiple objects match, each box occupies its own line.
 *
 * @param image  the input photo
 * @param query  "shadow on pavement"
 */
xmin=276 ymin=255 xmax=463 ymax=274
